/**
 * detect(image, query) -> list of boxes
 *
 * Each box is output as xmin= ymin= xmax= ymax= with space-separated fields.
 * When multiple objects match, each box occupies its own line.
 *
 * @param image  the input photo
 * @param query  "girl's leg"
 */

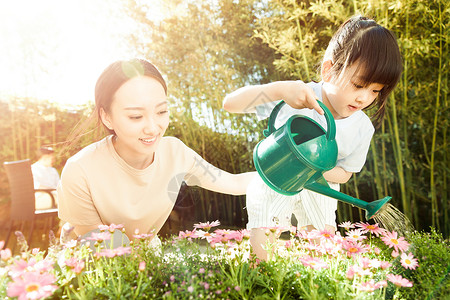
xmin=246 ymin=175 xmax=293 ymax=260
xmin=249 ymin=227 xmax=280 ymax=261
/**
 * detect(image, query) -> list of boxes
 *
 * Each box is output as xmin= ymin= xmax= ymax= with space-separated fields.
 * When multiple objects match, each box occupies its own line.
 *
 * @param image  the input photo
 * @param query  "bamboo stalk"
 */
xmin=386 ymin=96 xmax=410 ymax=219
xmin=295 ymin=17 xmax=310 ymax=81
xmin=443 ymin=24 xmax=449 ymax=236
xmin=401 ymin=6 xmax=414 ymax=225
xmin=370 ymin=139 xmax=384 ymax=199
xmin=352 ymin=175 xmax=363 ymax=221
xmin=429 ymin=0 xmax=443 ymax=230
xmin=381 ymin=122 xmax=389 ymax=196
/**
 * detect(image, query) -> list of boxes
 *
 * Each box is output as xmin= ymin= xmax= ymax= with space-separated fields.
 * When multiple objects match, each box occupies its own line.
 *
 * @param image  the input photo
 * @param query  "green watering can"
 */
xmin=253 ymin=101 xmax=391 ymax=219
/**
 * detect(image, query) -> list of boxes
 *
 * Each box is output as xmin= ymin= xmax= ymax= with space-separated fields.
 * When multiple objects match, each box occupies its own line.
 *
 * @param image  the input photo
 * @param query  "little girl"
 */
xmin=223 ymin=15 xmax=402 ymax=259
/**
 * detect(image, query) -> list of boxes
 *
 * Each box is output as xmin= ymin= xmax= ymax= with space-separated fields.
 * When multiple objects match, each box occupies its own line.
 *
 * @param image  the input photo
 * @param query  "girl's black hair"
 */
xmin=325 ymin=15 xmax=402 ymax=127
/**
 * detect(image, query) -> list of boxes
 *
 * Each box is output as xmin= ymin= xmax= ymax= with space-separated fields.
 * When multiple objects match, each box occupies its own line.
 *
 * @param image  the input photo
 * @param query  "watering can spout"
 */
xmin=304 ymin=179 xmax=392 ymax=220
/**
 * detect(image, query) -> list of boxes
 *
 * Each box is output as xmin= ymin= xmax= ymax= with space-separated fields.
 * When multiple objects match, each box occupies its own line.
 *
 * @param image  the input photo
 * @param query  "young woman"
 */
xmin=58 ymin=59 xmax=255 ymax=245
xmin=223 ymin=15 xmax=402 ymax=259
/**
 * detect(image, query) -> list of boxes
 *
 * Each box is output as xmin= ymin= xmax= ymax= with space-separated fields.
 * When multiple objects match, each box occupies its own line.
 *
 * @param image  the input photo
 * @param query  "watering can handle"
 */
xmin=263 ymin=100 xmax=336 ymax=141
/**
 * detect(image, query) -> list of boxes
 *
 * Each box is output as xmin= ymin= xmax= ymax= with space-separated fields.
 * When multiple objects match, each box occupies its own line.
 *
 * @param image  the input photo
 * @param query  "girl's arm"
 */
xmin=323 ymin=166 xmax=353 ymax=184
xmin=223 ymin=81 xmax=323 ymax=114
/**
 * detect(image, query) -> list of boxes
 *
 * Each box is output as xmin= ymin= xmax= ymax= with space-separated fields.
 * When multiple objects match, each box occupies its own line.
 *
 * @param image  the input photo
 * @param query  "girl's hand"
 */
xmin=272 ymin=81 xmax=324 ymax=115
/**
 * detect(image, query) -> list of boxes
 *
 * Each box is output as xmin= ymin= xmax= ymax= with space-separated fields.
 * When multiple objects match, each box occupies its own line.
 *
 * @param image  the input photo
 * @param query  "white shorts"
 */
xmin=246 ymin=175 xmax=338 ymax=231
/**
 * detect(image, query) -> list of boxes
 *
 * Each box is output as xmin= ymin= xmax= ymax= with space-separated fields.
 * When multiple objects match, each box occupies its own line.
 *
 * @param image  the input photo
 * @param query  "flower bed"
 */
xmin=0 ymin=221 xmax=449 ymax=299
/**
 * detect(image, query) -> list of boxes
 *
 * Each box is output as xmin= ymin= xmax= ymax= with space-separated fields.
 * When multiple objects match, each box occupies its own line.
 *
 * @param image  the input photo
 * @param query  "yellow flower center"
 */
xmin=405 ymin=259 xmax=411 ymax=264
xmin=391 ymin=239 xmax=399 ymax=245
xmin=349 ymin=247 xmax=358 ymax=253
xmin=26 ymin=283 xmax=40 ymax=293
xmin=367 ymin=225 xmax=376 ymax=230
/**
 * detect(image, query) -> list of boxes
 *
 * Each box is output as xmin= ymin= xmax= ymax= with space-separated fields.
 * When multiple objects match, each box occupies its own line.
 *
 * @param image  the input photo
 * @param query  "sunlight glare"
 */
xmin=0 ymin=0 xmax=142 ymax=107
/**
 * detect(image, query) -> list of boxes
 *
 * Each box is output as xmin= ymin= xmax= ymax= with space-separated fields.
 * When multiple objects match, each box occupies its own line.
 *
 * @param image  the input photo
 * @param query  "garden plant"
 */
xmin=1 ymin=221 xmax=448 ymax=299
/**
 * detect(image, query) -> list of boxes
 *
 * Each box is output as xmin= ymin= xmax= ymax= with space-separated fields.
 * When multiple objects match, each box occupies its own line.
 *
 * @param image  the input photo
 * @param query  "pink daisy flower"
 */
xmin=229 ymin=230 xmax=250 ymax=244
xmin=193 ymin=220 xmax=220 ymax=232
xmin=65 ymin=257 xmax=85 ymax=274
xmin=1 ymin=248 xmax=12 ymax=261
xmin=387 ymin=274 xmax=413 ymax=287
xmin=342 ymin=240 xmax=368 ymax=258
xmin=299 ymin=255 xmax=329 ymax=270
xmin=380 ymin=261 xmax=392 ymax=270
xmin=139 ymin=261 xmax=146 ymax=272
xmin=317 ymin=228 xmax=335 ymax=241
xmin=87 ymin=231 xmax=112 ymax=242
xmin=133 ymin=233 xmax=154 ymax=240
xmin=368 ymin=258 xmax=382 ymax=269
xmin=346 ymin=266 xmax=356 ymax=280
xmin=348 ymin=265 xmax=372 ymax=277
xmin=317 ymin=240 xmax=342 ymax=257
xmin=345 ymin=229 xmax=367 ymax=242
xmin=357 ymin=279 xmax=386 ymax=292
xmin=178 ymin=230 xmax=199 ymax=240
xmin=34 ymin=259 xmax=55 ymax=273
xmin=98 ymin=223 xmax=124 ymax=233
xmin=359 ymin=257 xmax=372 ymax=269
xmin=338 ymin=221 xmax=355 ymax=230
xmin=7 ymin=271 xmax=58 ymax=300
xmin=355 ymin=222 xmax=386 ymax=236
xmin=381 ymin=231 xmax=410 ymax=252
xmin=285 ymin=240 xmax=293 ymax=249
xmin=195 ymin=230 xmax=215 ymax=243
xmin=401 ymin=252 xmax=419 ymax=270
xmin=9 ymin=258 xmax=37 ymax=278
xmin=214 ymin=229 xmax=235 ymax=240
xmin=63 ymin=239 xmax=78 ymax=249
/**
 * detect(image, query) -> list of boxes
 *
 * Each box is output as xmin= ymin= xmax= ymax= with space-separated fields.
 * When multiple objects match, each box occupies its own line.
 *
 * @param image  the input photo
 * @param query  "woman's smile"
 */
xmin=139 ymin=136 xmax=158 ymax=146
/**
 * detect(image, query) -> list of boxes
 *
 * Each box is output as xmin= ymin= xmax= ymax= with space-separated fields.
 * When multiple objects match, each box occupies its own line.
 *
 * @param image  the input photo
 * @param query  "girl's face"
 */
xmin=322 ymin=63 xmax=384 ymax=120
xmin=101 ymin=76 xmax=169 ymax=169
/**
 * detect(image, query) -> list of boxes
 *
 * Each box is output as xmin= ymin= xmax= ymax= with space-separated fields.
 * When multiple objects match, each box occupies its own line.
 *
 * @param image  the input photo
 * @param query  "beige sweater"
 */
xmin=58 ymin=135 xmax=245 ymax=237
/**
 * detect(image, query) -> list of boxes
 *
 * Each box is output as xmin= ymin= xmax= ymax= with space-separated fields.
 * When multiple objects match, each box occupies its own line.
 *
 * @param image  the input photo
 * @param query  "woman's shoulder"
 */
xmin=66 ymin=136 xmax=110 ymax=165
xmin=159 ymin=136 xmax=199 ymax=163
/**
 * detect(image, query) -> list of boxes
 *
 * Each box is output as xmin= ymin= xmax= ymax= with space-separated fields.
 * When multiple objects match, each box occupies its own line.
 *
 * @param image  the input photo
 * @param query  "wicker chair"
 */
xmin=3 ymin=159 xmax=58 ymax=249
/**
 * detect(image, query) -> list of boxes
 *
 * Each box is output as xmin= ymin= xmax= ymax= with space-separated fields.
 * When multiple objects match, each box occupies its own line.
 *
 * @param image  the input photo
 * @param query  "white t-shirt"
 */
xmin=255 ymin=81 xmax=374 ymax=173
xmin=58 ymin=135 xmax=241 ymax=236
xmin=31 ymin=161 xmax=60 ymax=189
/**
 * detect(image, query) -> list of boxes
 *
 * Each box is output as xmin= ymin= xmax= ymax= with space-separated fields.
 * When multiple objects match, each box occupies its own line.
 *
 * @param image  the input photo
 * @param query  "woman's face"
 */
xmin=101 ymin=76 xmax=169 ymax=169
